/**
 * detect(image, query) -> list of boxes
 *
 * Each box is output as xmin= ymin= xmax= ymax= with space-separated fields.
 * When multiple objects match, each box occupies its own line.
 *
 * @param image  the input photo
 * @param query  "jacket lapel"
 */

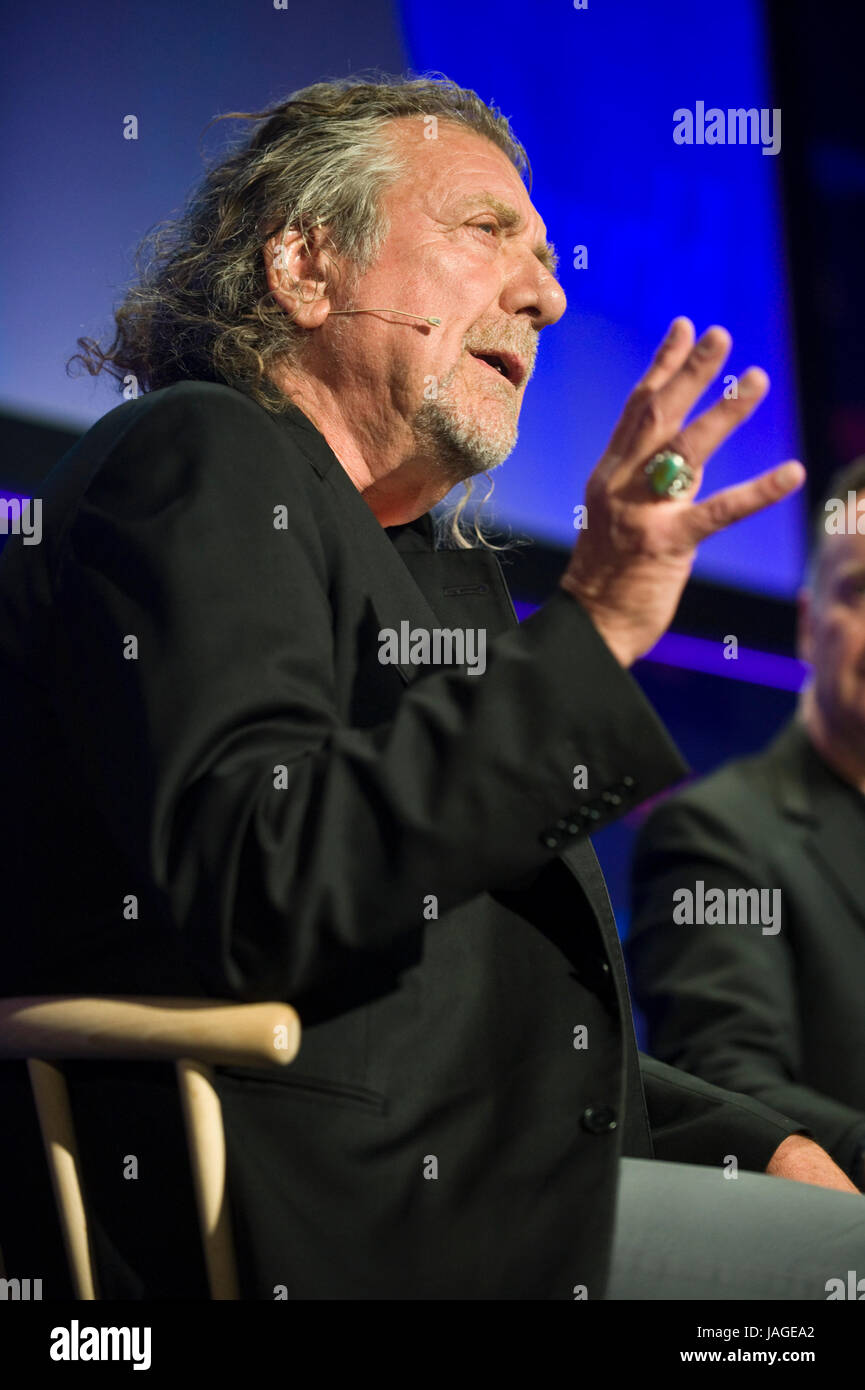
xmin=387 ymin=545 xmax=520 ymax=659
xmin=274 ymin=403 xmax=451 ymax=681
xmin=320 ymin=452 xmax=520 ymax=680
xmin=276 ymin=398 xmax=519 ymax=659
xmin=772 ymin=720 xmax=865 ymax=934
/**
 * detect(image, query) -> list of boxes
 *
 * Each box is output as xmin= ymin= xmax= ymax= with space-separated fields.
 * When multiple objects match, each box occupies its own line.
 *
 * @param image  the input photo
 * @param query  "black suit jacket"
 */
xmin=0 ymin=381 xmax=805 ymax=1299
xmin=628 ymin=717 xmax=865 ymax=1188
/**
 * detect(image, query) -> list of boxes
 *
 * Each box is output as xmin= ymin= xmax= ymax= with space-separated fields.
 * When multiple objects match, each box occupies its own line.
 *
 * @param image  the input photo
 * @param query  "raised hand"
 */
xmin=560 ymin=317 xmax=805 ymax=667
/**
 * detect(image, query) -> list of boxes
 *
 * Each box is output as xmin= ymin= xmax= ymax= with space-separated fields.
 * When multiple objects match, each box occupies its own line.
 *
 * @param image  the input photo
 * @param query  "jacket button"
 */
xmin=581 ymin=1105 xmax=618 ymax=1134
xmin=540 ymin=832 xmax=561 ymax=849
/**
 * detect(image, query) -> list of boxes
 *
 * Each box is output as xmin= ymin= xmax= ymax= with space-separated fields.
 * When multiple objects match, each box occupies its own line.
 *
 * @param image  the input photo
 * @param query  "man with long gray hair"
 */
xmin=1 ymin=74 xmax=863 ymax=1300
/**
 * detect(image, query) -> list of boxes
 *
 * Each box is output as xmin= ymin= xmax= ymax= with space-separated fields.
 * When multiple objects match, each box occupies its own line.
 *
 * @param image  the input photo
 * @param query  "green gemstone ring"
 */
xmin=645 ymin=449 xmax=695 ymax=498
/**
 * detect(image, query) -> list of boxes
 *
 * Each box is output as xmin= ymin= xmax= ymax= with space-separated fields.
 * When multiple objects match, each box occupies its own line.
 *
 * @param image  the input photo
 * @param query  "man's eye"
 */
xmin=471 ymin=221 xmax=499 ymax=236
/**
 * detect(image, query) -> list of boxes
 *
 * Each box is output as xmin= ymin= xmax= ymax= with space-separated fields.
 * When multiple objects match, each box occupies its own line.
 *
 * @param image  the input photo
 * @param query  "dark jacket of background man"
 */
xmin=628 ymin=717 xmax=865 ymax=1190
xmin=0 ymin=381 xmax=805 ymax=1298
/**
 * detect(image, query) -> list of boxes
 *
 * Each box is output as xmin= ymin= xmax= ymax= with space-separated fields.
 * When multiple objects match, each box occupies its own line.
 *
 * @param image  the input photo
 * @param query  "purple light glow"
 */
xmin=513 ymin=600 xmax=809 ymax=693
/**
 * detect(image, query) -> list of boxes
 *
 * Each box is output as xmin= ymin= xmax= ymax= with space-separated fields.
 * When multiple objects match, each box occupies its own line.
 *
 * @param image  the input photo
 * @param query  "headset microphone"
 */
xmin=329 ymin=308 xmax=441 ymax=326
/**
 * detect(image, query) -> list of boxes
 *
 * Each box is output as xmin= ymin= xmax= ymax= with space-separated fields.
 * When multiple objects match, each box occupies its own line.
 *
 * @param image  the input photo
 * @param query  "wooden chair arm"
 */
xmin=0 ymin=996 xmax=300 ymax=1067
xmin=0 ymin=996 xmax=303 ymax=1299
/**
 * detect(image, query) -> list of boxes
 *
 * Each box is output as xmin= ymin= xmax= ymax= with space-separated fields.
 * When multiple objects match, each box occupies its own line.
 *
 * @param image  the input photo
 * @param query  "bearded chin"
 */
xmin=411 ymin=391 xmax=518 ymax=486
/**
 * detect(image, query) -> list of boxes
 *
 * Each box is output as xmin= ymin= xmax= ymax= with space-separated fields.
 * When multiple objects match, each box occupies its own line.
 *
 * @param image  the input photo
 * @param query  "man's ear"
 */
xmin=264 ymin=225 xmax=337 ymax=330
xmin=796 ymin=585 xmax=813 ymax=665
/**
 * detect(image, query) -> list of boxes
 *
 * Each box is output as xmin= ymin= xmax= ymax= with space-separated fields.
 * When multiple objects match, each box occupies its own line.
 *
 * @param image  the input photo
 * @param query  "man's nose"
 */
xmin=500 ymin=258 xmax=567 ymax=330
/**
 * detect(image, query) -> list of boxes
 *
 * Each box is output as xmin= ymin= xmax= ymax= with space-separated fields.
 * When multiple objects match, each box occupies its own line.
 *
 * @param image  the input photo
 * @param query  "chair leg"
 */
xmin=27 ymin=1058 xmax=98 ymax=1300
xmin=175 ymin=1059 xmax=239 ymax=1300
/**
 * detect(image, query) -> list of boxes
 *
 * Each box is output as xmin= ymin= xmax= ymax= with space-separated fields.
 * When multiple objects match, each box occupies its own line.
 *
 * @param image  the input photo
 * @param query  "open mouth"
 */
xmin=468 ymin=350 xmax=522 ymax=387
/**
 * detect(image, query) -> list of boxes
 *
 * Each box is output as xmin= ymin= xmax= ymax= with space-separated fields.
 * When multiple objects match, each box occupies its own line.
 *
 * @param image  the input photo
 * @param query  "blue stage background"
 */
xmin=1 ymin=0 xmax=802 ymax=594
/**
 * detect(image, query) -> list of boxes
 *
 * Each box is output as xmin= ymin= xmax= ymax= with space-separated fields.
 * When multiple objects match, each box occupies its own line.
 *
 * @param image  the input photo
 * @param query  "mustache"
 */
xmin=464 ymin=330 xmax=538 ymax=382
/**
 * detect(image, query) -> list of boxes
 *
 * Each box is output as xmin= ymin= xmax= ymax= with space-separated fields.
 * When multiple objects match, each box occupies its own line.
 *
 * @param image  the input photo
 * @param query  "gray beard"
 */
xmin=410 ymin=371 xmax=519 ymax=489
xmin=314 ymin=312 xmax=520 ymax=489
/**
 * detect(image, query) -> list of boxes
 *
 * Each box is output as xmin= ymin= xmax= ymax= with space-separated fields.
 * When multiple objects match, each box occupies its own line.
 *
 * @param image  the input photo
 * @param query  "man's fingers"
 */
xmin=676 ymin=366 xmax=770 ymax=470
xmin=687 ymin=461 xmax=806 ymax=543
xmin=642 ymin=324 xmax=732 ymax=443
xmin=608 ymin=323 xmax=733 ymax=468
xmin=605 ymin=318 xmax=695 ymax=458
xmin=636 ymin=317 xmax=696 ymax=393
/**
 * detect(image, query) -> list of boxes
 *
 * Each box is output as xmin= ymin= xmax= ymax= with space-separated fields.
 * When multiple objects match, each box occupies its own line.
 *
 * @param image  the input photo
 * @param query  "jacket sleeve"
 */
xmin=629 ymin=796 xmax=865 ymax=1187
xmin=53 ymin=385 xmax=689 ymax=1002
xmin=638 ymin=1051 xmax=811 ymax=1173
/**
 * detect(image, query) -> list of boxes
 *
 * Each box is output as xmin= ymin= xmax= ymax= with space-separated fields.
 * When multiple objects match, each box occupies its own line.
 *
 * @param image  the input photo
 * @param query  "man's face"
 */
xmin=321 ymin=118 xmax=566 ymax=484
xmin=801 ymin=512 xmax=865 ymax=750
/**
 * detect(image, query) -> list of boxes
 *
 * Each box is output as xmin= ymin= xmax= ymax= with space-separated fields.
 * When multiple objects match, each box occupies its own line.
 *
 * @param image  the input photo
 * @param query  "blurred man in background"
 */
xmin=629 ymin=457 xmax=865 ymax=1190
